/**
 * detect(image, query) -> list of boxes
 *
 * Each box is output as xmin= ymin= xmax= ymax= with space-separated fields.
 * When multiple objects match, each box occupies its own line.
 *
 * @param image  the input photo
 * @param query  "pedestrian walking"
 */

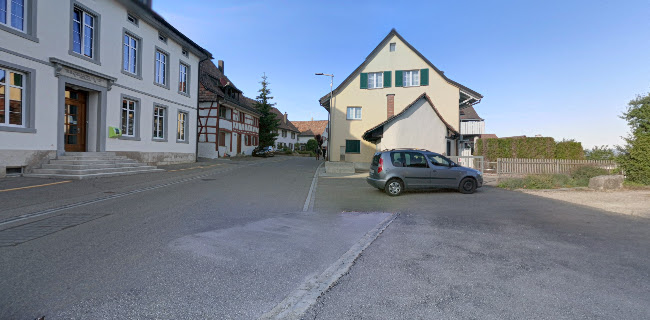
xmin=316 ymin=147 xmax=320 ymax=160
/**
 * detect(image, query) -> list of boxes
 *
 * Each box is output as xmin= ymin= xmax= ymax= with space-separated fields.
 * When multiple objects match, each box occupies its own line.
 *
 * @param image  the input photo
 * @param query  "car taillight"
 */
xmin=378 ymin=158 xmax=383 ymax=173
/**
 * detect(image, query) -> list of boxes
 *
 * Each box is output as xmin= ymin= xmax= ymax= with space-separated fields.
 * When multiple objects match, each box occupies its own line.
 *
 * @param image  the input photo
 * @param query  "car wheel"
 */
xmin=385 ymin=178 xmax=404 ymax=196
xmin=458 ymin=177 xmax=477 ymax=194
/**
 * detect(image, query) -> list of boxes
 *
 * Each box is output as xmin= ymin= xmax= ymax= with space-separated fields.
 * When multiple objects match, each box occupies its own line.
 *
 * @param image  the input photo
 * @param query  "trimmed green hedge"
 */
xmin=475 ymin=137 xmax=585 ymax=161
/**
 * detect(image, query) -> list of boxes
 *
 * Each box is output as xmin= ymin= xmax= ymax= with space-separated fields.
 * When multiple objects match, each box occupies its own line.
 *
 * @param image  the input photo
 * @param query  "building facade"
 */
xmin=319 ymin=29 xmax=482 ymax=166
xmin=198 ymin=60 xmax=260 ymax=157
xmin=0 ymin=0 xmax=211 ymax=176
xmin=271 ymin=108 xmax=299 ymax=150
xmin=293 ymin=119 xmax=328 ymax=151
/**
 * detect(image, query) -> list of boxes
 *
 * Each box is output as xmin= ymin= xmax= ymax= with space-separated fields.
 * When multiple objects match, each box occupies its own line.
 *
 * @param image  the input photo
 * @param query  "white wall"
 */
xmin=275 ymin=130 xmax=299 ymax=149
xmin=0 ymin=0 xmax=204 ymax=168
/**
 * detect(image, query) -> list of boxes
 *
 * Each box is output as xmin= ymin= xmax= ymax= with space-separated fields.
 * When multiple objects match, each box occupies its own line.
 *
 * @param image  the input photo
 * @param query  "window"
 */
xmin=121 ymin=98 xmax=137 ymax=138
xmin=123 ymin=32 xmax=139 ymax=75
xmin=218 ymin=106 xmax=230 ymax=119
xmin=428 ymin=154 xmax=452 ymax=167
xmin=182 ymin=48 xmax=189 ymax=58
xmin=218 ymin=131 xmax=226 ymax=146
xmin=177 ymin=111 xmax=188 ymax=142
xmin=282 ymin=129 xmax=287 ymax=137
xmin=158 ymin=33 xmax=167 ymax=43
xmin=244 ymin=135 xmax=249 ymax=146
xmin=403 ymin=70 xmax=420 ymax=87
xmin=291 ymin=132 xmax=295 ymax=139
xmin=126 ymin=13 xmax=138 ymax=26
xmin=345 ymin=140 xmax=360 ymax=153
xmin=0 ymin=68 xmax=24 ymax=126
xmin=72 ymin=6 xmax=95 ymax=59
xmin=390 ymin=42 xmax=396 ymax=52
xmin=367 ymin=72 xmax=383 ymax=89
xmin=154 ymin=48 xmax=169 ymax=88
xmin=178 ymin=62 xmax=189 ymax=94
xmin=152 ymin=105 xmax=166 ymax=141
xmin=1 ymin=0 xmax=23 ymax=31
xmin=405 ymin=152 xmax=428 ymax=168
xmin=346 ymin=107 xmax=362 ymax=120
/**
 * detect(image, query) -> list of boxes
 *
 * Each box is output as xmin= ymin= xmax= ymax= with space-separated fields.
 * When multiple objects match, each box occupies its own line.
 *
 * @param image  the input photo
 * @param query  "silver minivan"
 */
xmin=366 ymin=149 xmax=483 ymax=196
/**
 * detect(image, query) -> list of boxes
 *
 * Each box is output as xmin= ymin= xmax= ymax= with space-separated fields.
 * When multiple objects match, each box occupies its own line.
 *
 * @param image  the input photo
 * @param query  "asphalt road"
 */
xmin=1 ymin=157 xmax=649 ymax=319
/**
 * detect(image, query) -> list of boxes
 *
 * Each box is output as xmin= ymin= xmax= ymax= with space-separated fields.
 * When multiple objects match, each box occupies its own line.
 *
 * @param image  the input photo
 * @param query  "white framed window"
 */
xmin=178 ymin=63 xmax=188 ymax=94
xmin=367 ymin=72 xmax=383 ymax=89
xmin=126 ymin=13 xmax=138 ymax=26
xmin=0 ymin=68 xmax=25 ymax=126
xmin=347 ymin=107 xmax=362 ymax=120
xmin=389 ymin=42 xmax=396 ymax=52
xmin=155 ymin=49 xmax=167 ymax=86
xmin=403 ymin=70 xmax=420 ymax=87
xmin=72 ymin=7 xmax=95 ymax=58
xmin=181 ymin=48 xmax=189 ymax=58
xmin=123 ymin=33 xmax=138 ymax=74
xmin=153 ymin=105 xmax=165 ymax=140
xmin=121 ymin=98 xmax=137 ymax=137
xmin=177 ymin=111 xmax=188 ymax=142
xmin=1 ymin=0 xmax=24 ymax=31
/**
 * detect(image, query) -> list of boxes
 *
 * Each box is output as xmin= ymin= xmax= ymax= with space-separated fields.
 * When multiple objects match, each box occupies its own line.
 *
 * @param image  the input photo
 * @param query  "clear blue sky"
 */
xmin=155 ymin=0 xmax=649 ymax=149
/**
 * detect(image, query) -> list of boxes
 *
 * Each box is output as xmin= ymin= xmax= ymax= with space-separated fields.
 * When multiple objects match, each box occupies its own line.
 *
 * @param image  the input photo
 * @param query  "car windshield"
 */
xmin=427 ymin=154 xmax=453 ymax=167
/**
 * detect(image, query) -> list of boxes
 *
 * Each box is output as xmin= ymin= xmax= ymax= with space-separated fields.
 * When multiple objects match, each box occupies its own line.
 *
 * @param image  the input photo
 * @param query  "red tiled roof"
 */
xmin=292 ymin=120 xmax=328 ymax=136
xmin=270 ymin=107 xmax=300 ymax=132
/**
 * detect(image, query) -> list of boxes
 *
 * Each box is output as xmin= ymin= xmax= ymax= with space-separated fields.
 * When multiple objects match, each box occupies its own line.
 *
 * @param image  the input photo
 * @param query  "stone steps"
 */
xmin=24 ymin=152 xmax=164 ymax=179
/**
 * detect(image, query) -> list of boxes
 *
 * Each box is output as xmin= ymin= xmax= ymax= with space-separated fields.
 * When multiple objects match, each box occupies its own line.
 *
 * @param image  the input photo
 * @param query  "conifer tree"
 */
xmin=255 ymin=73 xmax=279 ymax=148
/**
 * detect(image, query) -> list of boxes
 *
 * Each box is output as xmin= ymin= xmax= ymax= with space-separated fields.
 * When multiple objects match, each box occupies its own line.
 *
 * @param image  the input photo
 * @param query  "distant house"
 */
xmin=319 ymin=29 xmax=482 ymax=165
xmin=198 ymin=60 xmax=261 ymax=157
xmin=292 ymin=120 xmax=328 ymax=151
xmin=271 ymin=108 xmax=300 ymax=150
xmin=459 ymin=105 xmax=485 ymax=157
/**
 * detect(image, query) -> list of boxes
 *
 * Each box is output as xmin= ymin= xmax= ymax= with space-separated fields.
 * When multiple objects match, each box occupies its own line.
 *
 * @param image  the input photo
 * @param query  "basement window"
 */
xmin=5 ymin=167 xmax=23 ymax=176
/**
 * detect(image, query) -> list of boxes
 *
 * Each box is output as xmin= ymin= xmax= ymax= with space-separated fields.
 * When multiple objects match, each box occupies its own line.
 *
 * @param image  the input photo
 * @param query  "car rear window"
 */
xmin=371 ymin=154 xmax=381 ymax=166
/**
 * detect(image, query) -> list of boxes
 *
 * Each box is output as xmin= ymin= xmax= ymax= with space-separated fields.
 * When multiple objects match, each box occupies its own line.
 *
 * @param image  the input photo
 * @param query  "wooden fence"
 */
xmin=497 ymin=158 xmax=617 ymax=175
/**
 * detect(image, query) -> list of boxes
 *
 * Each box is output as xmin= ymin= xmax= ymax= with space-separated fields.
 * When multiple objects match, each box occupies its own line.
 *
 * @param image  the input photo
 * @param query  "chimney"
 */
xmin=386 ymin=94 xmax=395 ymax=119
xmin=218 ymin=60 xmax=224 ymax=73
xmin=284 ymin=112 xmax=288 ymax=124
xmin=311 ymin=117 xmax=314 ymax=121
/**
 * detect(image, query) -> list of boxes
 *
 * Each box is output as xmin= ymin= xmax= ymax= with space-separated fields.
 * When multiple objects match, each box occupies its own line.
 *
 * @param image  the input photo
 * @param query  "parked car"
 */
xmin=253 ymin=146 xmax=275 ymax=157
xmin=366 ymin=149 xmax=483 ymax=196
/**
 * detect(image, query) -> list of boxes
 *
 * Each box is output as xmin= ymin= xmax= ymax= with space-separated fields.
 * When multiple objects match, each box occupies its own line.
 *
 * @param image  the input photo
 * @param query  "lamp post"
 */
xmin=315 ymin=73 xmax=333 ymax=161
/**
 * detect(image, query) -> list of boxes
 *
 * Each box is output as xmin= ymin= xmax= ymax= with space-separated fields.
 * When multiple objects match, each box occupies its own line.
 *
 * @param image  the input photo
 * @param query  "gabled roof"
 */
xmin=199 ymin=60 xmax=261 ymax=116
xmin=460 ymin=106 xmax=483 ymax=121
xmin=292 ymin=120 xmax=328 ymax=136
xmin=271 ymin=107 xmax=300 ymax=133
xmin=319 ymin=29 xmax=482 ymax=110
xmin=363 ymin=93 xmax=458 ymax=142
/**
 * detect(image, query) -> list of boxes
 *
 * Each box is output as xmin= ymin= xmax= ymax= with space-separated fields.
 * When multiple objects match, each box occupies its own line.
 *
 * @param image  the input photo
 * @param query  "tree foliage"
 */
xmin=618 ymin=92 xmax=650 ymax=184
xmin=555 ymin=139 xmax=585 ymax=160
xmin=585 ymin=145 xmax=616 ymax=160
xmin=306 ymin=139 xmax=318 ymax=153
xmin=254 ymin=73 xmax=279 ymax=148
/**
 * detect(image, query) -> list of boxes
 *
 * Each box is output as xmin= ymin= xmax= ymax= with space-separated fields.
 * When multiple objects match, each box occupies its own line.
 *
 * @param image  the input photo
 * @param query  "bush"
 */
xmin=306 ymin=139 xmax=318 ymax=153
xmin=475 ymin=137 xmax=556 ymax=161
xmin=555 ymin=140 xmax=585 ymax=159
xmin=297 ymin=150 xmax=316 ymax=157
xmin=570 ymin=166 xmax=609 ymax=186
xmin=619 ymin=134 xmax=650 ymax=185
xmin=498 ymin=174 xmax=576 ymax=189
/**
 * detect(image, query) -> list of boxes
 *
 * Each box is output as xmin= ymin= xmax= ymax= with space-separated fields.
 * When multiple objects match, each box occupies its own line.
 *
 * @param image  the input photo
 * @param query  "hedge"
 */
xmin=475 ymin=137 xmax=585 ymax=162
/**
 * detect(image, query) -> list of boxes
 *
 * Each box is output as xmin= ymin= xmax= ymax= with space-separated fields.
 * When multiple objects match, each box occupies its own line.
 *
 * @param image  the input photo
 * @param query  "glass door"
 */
xmin=64 ymin=88 xmax=87 ymax=152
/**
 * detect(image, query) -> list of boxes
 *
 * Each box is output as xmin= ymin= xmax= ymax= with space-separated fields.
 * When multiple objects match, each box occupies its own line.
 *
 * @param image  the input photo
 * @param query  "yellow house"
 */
xmin=319 ymin=29 xmax=482 ymax=166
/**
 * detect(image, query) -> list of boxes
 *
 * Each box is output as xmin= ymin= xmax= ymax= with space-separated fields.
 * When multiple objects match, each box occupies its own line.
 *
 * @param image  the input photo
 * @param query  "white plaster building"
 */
xmin=271 ymin=108 xmax=299 ymax=150
xmin=293 ymin=119 xmax=328 ymax=151
xmin=0 ymin=0 xmax=211 ymax=177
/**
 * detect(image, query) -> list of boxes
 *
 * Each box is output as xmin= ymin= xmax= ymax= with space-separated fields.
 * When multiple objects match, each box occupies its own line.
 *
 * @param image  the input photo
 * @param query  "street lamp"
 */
xmin=315 ymin=73 xmax=333 ymax=161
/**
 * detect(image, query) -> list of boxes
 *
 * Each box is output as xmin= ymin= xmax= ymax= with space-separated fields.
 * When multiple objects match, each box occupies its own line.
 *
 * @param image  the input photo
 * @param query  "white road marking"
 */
xmin=258 ymin=212 xmax=398 ymax=320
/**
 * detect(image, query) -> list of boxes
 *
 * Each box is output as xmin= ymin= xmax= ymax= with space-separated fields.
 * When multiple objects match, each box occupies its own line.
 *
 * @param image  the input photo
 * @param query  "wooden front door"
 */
xmin=237 ymin=134 xmax=242 ymax=154
xmin=64 ymin=88 xmax=87 ymax=152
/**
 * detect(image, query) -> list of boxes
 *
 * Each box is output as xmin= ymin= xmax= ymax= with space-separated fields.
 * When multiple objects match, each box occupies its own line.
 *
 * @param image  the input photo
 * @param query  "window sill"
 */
xmin=346 ymin=118 xmax=362 ymax=121
xmin=345 ymin=152 xmax=361 ymax=154
xmin=68 ymin=50 xmax=101 ymax=66
xmin=176 ymin=139 xmax=189 ymax=144
xmin=0 ymin=24 xmax=39 ymax=43
xmin=177 ymin=90 xmax=191 ymax=98
xmin=0 ymin=126 xmax=37 ymax=133
xmin=152 ymin=138 xmax=167 ymax=142
xmin=153 ymin=81 xmax=170 ymax=90
xmin=121 ymin=70 xmax=142 ymax=80
xmin=119 ymin=136 xmax=141 ymax=141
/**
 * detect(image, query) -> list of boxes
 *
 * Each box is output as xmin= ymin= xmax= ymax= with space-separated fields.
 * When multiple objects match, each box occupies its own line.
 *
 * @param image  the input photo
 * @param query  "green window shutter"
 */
xmin=346 ymin=140 xmax=361 ymax=153
xmin=383 ymin=71 xmax=391 ymax=88
xmin=420 ymin=68 xmax=429 ymax=86
xmin=360 ymin=73 xmax=368 ymax=89
xmin=395 ymin=70 xmax=403 ymax=87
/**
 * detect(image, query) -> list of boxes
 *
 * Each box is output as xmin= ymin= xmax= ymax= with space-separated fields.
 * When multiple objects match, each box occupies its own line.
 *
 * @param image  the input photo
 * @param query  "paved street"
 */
xmin=1 ymin=157 xmax=649 ymax=319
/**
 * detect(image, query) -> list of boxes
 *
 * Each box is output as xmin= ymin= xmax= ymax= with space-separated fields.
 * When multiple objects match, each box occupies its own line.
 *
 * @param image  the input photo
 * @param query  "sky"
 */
xmin=154 ymin=0 xmax=650 ymax=149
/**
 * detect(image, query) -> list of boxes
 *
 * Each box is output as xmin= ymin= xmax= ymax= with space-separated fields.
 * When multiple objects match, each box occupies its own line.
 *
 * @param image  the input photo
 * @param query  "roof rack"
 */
xmin=382 ymin=148 xmax=432 ymax=152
